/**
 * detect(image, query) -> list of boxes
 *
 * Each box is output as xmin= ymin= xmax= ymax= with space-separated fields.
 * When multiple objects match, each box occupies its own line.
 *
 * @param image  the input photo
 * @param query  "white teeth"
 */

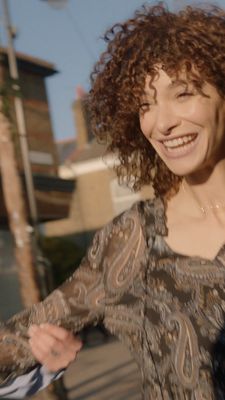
xmin=163 ymin=135 xmax=196 ymax=149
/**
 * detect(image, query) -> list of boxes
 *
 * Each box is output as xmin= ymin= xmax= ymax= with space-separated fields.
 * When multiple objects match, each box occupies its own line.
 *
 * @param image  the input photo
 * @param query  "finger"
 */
xmin=29 ymin=336 xmax=56 ymax=357
xmin=28 ymin=324 xmax=39 ymax=337
xmin=28 ymin=326 xmax=64 ymax=350
xmin=29 ymin=338 xmax=65 ymax=362
xmin=33 ymin=331 xmax=82 ymax=354
xmin=29 ymin=339 xmax=78 ymax=371
xmin=29 ymin=329 xmax=56 ymax=350
xmin=29 ymin=324 xmax=82 ymax=350
xmin=39 ymin=323 xmax=72 ymax=341
xmin=29 ymin=332 xmax=80 ymax=358
xmin=29 ymin=338 xmax=52 ymax=364
xmin=38 ymin=324 xmax=82 ymax=351
xmin=29 ymin=330 xmax=82 ymax=362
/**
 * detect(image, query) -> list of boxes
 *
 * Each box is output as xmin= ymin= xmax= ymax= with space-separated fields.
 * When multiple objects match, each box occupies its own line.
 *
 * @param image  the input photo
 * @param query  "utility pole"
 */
xmin=2 ymin=0 xmax=38 ymax=225
xmin=1 ymin=0 xmax=53 ymax=301
xmin=0 ymin=0 xmax=41 ymax=307
xmin=0 ymin=108 xmax=40 ymax=306
xmin=0 ymin=2 xmax=66 ymax=399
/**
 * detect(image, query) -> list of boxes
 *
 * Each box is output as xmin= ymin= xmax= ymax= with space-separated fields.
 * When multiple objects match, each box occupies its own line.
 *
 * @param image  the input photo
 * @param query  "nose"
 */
xmin=156 ymin=104 xmax=181 ymax=136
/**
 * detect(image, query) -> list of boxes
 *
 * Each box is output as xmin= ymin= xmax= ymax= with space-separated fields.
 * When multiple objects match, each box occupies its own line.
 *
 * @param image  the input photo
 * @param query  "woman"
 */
xmin=1 ymin=2 xmax=225 ymax=398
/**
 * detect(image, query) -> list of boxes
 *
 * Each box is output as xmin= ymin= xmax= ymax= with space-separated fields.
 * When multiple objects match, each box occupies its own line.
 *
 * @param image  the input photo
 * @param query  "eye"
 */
xmin=139 ymin=102 xmax=151 ymax=112
xmin=177 ymin=91 xmax=194 ymax=99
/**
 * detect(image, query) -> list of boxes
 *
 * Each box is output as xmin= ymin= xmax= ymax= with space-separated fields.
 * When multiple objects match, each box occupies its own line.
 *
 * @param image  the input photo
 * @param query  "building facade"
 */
xmin=43 ymin=91 xmax=153 ymax=239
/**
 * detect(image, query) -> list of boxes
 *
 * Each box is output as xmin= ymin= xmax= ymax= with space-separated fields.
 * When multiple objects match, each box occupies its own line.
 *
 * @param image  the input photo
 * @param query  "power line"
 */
xmin=40 ymin=0 xmax=68 ymax=9
xmin=41 ymin=0 xmax=95 ymax=63
xmin=63 ymin=6 xmax=96 ymax=62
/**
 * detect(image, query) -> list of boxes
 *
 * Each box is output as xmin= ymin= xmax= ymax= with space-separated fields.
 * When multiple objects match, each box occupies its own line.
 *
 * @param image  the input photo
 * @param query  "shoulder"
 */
xmin=139 ymin=197 xmax=168 ymax=238
xmin=115 ymin=196 xmax=167 ymax=241
xmin=87 ymin=199 xmax=160 ymax=295
xmin=87 ymin=199 xmax=149 ymax=262
xmin=73 ymin=198 xmax=166 ymax=295
xmin=87 ymin=197 xmax=166 ymax=260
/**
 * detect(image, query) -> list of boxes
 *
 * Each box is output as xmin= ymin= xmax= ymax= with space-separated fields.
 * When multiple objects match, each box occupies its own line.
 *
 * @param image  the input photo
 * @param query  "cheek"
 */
xmin=191 ymin=95 xmax=222 ymax=127
xmin=179 ymin=96 xmax=209 ymax=123
xmin=213 ymin=102 xmax=225 ymax=132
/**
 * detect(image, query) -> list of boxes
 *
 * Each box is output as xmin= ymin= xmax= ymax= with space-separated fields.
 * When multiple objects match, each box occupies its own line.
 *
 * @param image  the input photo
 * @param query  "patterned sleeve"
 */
xmin=0 ymin=202 xmax=146 ymax=385
xmin=0 ymin=366 xmax=64 ymax=398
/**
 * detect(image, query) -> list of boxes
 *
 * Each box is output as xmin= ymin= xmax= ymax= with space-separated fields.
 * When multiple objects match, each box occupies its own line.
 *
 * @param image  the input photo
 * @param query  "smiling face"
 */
xmin=139 ymin=68 xmax=225 ymax=177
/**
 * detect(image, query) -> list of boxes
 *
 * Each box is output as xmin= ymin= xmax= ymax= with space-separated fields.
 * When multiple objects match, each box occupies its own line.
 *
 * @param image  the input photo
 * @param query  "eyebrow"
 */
xmin=142 ymin=79 xmax=190 ymax=97
xmin=169 ymin=79 xmax=189 ymax=88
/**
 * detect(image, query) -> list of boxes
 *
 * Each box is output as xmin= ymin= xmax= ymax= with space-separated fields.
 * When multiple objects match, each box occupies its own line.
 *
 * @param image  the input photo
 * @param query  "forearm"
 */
xmin=0 ymin=285 xmax=103 ymax=383
xmin=0 ymin=204 xmax=144 ymax=383
xmin=0 ymin=259 xmax=106 ymax=383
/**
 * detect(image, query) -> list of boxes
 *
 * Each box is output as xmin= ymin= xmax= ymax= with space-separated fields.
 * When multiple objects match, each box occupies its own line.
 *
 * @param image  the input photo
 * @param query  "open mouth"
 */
xmin=162 ymin=133 xmax=198 ymax=152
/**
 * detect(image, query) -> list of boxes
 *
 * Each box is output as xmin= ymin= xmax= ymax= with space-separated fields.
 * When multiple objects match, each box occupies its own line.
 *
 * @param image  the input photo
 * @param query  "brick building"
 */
xmin=0 ymin=47 xmax=75 ymax=223
xmin=0 ymin=49 xmax=75 ymax=319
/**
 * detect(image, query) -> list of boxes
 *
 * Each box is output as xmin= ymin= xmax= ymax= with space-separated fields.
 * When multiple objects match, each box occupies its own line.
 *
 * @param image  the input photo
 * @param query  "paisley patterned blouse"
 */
xmin=0 ymin=197 xmax=225 ymax=399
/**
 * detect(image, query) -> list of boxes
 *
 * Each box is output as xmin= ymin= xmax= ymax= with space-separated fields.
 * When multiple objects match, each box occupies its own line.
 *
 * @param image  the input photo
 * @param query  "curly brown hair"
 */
xmin=89 ymin=2 xmax=225 ymax=198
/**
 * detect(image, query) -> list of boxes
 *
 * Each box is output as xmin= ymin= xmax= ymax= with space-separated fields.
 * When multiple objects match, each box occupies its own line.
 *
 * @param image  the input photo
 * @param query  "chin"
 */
xmin=162 ymin=157 xmax=206 ymax=178
xmin=155 ymin=138 xmax=208 ymax=177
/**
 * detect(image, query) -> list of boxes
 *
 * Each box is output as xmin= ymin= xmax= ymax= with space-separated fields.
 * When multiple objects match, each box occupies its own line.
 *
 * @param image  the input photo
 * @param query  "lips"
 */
xmin=156 ymin=133 xmax=199 ymax=159
xmin=161 ymin=133 xmax=198 ymax=149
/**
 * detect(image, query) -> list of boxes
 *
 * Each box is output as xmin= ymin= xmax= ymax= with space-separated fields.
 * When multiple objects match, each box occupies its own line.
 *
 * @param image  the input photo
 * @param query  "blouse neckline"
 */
xmin=147 ymin=196 xmax=225 ymax=265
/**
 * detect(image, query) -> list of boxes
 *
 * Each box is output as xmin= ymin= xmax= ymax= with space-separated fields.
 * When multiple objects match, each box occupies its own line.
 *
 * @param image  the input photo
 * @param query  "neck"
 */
xmin=177 ymin=159 xmax=225 ymax=217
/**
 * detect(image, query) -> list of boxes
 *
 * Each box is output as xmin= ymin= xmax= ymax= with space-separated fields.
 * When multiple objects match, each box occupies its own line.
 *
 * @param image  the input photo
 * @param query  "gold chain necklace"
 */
xmin=199 ymin=203 xmax=225 ymax=214
xmin=182 ymin=181 xmax=225 ymax=214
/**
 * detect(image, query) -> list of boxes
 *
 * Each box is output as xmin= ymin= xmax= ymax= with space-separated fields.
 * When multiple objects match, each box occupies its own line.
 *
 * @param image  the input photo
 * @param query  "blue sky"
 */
xmin=1 ymin=0 xmax=225 ymax=141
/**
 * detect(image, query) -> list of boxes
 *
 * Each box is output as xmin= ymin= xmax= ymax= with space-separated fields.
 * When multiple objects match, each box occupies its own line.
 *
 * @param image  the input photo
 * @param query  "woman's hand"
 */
xmin=28 ymin=323 xmax=82 ymax=372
